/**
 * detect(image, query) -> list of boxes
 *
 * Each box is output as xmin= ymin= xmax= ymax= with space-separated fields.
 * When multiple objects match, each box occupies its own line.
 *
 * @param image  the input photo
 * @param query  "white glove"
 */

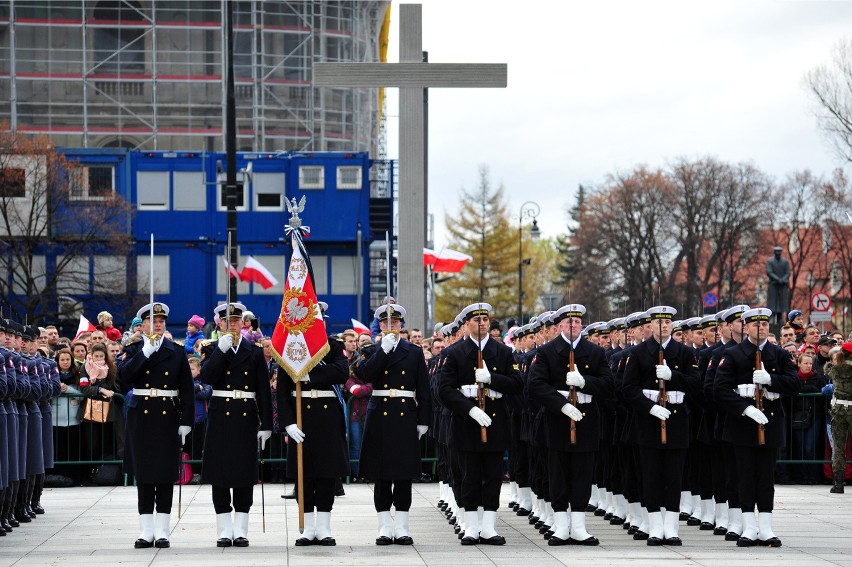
xmin=565 ymin=370 xmax=585 ymax=388
xmin=655 ymin=361 xmax=672 ymax=381
xmin=381 ymin=333 xmax=397 ymax=354
xmin=474 ymin=367 xmax=491 ymax=384
xmin=218 ymin=333 xmax=234 ymax=353
xmin=649 ymin=405 xmax=671 ymax=420
xmin=752 ymin=363 xmax=771 ymax=385
xmin=743 ymin=405 xmax=769 ymax=425
xmin=561 ymin=402 xmax=583 ymax=421
xmin=285 ymin=424 xmax=305 ymax=443
xmin=257 ymin=430 xmax=272 ymax=450
xmin=417 ymin=425 xmax=429 ymax=439
xmin=468 ymin=406 xmax=492 ymax=427
xmin=178 ymin=425 xmax=191 ymax=444
xmin=142 ymin=340 xmax=156 ymax=358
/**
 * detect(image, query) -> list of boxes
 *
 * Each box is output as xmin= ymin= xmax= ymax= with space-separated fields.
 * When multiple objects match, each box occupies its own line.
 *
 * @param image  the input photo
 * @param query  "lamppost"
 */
xmin=518 ymin=201 xmax=541 ymax=325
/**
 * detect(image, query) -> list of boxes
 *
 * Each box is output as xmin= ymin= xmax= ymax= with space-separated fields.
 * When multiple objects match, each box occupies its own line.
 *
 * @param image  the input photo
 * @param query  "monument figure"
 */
xmin=766 ymin=246 xmax=790 ymax=324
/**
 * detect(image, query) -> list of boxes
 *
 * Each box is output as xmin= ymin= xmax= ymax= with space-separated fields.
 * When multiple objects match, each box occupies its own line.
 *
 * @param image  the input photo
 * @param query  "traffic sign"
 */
xmin=702 ymin=292 xmax=718 ymax=308
xmin=811 ymin=292 xmax=831 ymax=312
xmin=811 ymin=310 xmax=832 ymax=322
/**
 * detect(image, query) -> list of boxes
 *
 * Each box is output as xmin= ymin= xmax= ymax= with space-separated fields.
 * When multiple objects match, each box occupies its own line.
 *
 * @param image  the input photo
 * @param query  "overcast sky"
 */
xmin=383 ymin=0 xmax=852 ymax=246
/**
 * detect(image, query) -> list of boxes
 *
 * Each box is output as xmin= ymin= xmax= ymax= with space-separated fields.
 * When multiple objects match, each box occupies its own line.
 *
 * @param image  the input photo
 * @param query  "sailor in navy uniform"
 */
xmin=439 ymin=302 xmax=523 ymax=546
xmin=714 ymin=307 xmax=800 ymax=548
xmin=202 ymin=302 xmax=272 ymax=548
xmin=356 ymin=303 xmax=430 ymax=545
xmin=528 ymin=304 xmax=614 ymax=545
xmin=119 ymin=302 xmax=195 ymax=549
xmin=622 ymin=306 xmax=701 ymax=546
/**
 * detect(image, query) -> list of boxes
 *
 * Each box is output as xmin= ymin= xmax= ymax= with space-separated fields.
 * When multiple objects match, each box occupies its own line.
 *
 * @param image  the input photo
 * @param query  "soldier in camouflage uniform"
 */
xmin=824 ymin=342 xmax=852 ymax=494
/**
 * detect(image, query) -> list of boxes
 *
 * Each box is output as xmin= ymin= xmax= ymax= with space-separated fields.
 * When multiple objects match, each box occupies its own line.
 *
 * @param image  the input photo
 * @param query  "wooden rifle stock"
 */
xmin=568 ymin=349 xmax=577 ymax=445
xmin=755 ymin=349 xmax=766 ymax=445
xmin=658 ymin=348 xmax=667 ymax=445
xmin=477 ymin=347 xmax=487 ymax=443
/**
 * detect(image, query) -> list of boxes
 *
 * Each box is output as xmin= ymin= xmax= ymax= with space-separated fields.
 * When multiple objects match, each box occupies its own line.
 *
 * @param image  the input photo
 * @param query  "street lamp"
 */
xmin=518 ymin=201 xmax=541 ymax=325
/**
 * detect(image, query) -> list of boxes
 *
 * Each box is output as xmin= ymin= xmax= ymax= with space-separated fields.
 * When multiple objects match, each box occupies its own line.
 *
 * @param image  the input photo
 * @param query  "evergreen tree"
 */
xmin=554 ymin=184 xmax=585 ymax=287
xmin=436 ymin=166 xmax=518 ymax=322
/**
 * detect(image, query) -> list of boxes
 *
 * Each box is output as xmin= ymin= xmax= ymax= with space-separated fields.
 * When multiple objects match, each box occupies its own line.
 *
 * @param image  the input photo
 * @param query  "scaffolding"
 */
xmin=0 ymin=0 xmax=388 ymax=155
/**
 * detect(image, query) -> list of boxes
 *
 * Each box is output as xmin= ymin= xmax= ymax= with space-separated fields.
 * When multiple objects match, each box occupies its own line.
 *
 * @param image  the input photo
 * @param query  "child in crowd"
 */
xmin=122 ymin=317 xmax=144 ymax=346
xmin=97 ymin=311 xmax=123 ymax=342
xmin=185 ymin=314 xmax=206 ymax=354
xmin=188 ymin=356 xmax=211 ymax=478
xmin=240 ymin=310 xmax=263 ymax=343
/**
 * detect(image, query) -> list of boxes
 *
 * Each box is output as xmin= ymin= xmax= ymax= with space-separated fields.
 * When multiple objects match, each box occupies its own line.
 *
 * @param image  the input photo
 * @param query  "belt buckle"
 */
xmin=311 ymin=389 xmax=318 ymax=399
xmin=150 ymin=388 xmax=158 ymax=397
xmin=389 ymin=388 xmax=398 ymax=398
xmin=233 ymin=390 xmax=242 ymax=399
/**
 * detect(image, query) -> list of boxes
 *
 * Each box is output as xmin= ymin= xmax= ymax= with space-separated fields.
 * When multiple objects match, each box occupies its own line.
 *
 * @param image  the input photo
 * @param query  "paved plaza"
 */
xmin=0 ymin=482 xmax=850 ymax=566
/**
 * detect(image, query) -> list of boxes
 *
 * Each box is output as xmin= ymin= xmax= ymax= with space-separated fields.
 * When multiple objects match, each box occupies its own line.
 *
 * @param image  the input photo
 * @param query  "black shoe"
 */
xmin=376 ymin=535 xmax=393 ymax=546
xmin=454 ymin=525 xmax=461 ymax=534
xmin=594 ymin=508 xmax=606 ymax=516
xmin=8 ymin=517 xmax=19 ymax=528
xmin=699 ymin=521 xmax=714 ymax=531
xmin=713 ymin=525 xmax=727 ymax=536
xmin=2 ymin=520 xmax=12 ymax=532
xmin=25 ymin=507 xmax=36 ymax=519
xmin=31 ymin=504 xmax=44 ymax=515
xmin=647 ymin=536 xmax=664 ymax=546
xmin=679 ymin=512 xmax=690 ymax=521
xmin=295 ymin=537 xmax=317 ymax=546
xmin=623 ymin=522 xmax=631 ymax=531
xmin=569 ymin=536 xmax=600 ymax=546
xmin=633 ymin=530 xmax=648 ymax=540
xmin=448 ymin=515 xmax=456 ymax=525
xmin=543 ymin=530 xmax=554 ymax=540
xmin=478 ymin=535 xmax=506 ymax=545
xmin=335 ymin=487 xmax=345 ymax=497
xmin=585 ymin=504 xmax=597 ymax=512
xmin=627 ymin=525 xmax=638 ymax=535
xmin=317 ymin=537 xmax=336 ymax=546
xmin=736 ymin=536 xmax=757 ymax=547
xmin=154 ymin=538 xmax=170 ymax=548
xmin=438 ymin=501 xmax=447 ymax=510
xmin=664 ymin=536 xmax=682 ymax=546
xmin=457 ymin=531 xmax=464 ymax=540
xmin=528 ymin=515 xmax=539 ymax=525
xmin=686 ymin=516 xmax=700 ymax=526
xmin=548 ymin=536 xmax=570 ymax=546
xmin=15 ymin=511 xmax=31 ymax=524
xmin=233 ymin=537 xmax=249 ymax=547
xmin=603 ymin=512 xmax=613 ymax=521
xmin=217 ymin=538 xmax=232 ymax=547
xmin=394 ymin=535 xmax=414 ymax=545
xmin=538 ymin=524 xmax=550 ymax=534
xmin=759 ymin=537 xmax=782 ymax=547
xmin=831 ymin=484 xmax=845 ymax=494
xmin=515 ymin=507 xmax=530 ymax=516
xmin=512 ymin=503 xmax=520 ymax=512
xmin=508 ymin=500 xmax=517 ymax=508
xmin=460 ymin=535 xmax=478 ymax=545
xmin=725 ymin=531 xmax=740 ymax=541
xmin=134 ymin=538 xmax=153 ymax=549
xmin=534 ymin=520 xmax=545 ymax=530
xmin=610 ymin=516 xmax=625 ymax=525
xmin=281 ymin=490 xmax=296 ymax=500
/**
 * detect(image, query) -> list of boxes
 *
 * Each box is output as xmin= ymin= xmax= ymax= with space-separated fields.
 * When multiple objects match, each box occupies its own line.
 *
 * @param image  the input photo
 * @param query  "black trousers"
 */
xmin=723 ymin=442 xmax=741 ymax=508
xmin=137 ymin=483 xmax=174 ymax=514
xmin=548 ymin=449 xmax=595 ymax=512
xmin=608 ymin=444 xmax=623 ymax=494
xmin=458 ymin=450 xmax=502 ymax=511
xmin=374 ymin=479 xmax=412 ymax=511
xmin=710 ymin=442 xmax=727 ymax=503
xmin=620 ymin=444 xmax=639 ymax=503
xmin=510 ymin=438 xmax=529 ymax=487
xmin=296 ymin=478 xmax=335 ymax=513
xmin=595 ymin=440 xmax=612 ymax=489
xmin=733 ymin=445 xmax=776 ymax=512
xmin=638 ymin=447 xmax=687 ymax=513
xmin=212 ymin=485 xmax=253 ymax=514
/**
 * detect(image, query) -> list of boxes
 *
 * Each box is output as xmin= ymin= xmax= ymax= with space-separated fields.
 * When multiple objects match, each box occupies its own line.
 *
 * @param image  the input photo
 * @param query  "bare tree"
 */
xmin=804 ymin=38 xmax=852 ymax=164
xmin=0 ymin=128 xmax=133 ymax=324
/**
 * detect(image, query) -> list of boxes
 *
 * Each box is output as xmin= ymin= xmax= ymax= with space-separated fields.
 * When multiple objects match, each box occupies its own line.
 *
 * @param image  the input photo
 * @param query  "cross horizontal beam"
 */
xmin=312 ymin=63 xmax=508 ymax=88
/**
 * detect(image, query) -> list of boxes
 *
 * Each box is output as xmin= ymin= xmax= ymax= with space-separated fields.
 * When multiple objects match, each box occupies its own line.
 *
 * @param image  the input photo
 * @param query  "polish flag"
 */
xmin=240 ymin=256 xmax=279 ymax=289
xmin=74 ymin=315 xmax=96 ymax=341
xmin=223 ymin=258 xmax=240 ymax=279
xmin=424 ymin=247 xmax=473 ymax=273
xmin=351 ymin=318 xmax=371 ymax=335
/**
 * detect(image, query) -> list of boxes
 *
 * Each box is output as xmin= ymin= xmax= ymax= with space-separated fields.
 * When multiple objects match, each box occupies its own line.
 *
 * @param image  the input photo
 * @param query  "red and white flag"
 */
xmin=351 ymin=318 xmax=371 ymax=335
xmin=271 ymin=233 xmax=329 ymax=381
xmin=240 ymin=256 xmax=279 ymax=289
xmin=223 ymin=257 xmax=240 ymax=279
xmin=74 ymin=315 xmax=96 ymax=341
xmin=424 ymin=247 xmax=473 ymax=273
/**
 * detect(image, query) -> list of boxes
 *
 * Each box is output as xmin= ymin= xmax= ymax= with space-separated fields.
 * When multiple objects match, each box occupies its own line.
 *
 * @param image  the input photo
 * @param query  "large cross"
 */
xmin=313 ymin=3 xmax=507 ymax=330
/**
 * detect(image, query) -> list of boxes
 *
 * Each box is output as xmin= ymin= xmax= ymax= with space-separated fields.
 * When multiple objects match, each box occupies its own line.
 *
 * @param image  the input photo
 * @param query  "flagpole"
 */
xmin=296 ymin=378 xmax=305 ymax=533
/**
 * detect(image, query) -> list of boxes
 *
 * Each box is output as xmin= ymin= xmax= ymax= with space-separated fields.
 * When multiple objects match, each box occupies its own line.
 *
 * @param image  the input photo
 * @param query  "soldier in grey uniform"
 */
xmin=201 ymin=302 xmax=273 ymax=548
xmin=119 ymin=302 xmax=195 ymax=549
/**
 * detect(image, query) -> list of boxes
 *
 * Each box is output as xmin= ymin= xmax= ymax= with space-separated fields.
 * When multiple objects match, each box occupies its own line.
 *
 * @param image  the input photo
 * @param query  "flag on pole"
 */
xmin=240 ymin=256 xmax=279 ymax=289
xmin=223 ymin=257 xmax=240 ymax=279
xmin=351 ymin=318 xmax=371 ymax=335
xmin=74 ymin=315 xmax=96 ymax=341
xmin=424 ymin=247 xmax=473 ymax=273
xmin=271 ymin=230 xmax=329 ymax=381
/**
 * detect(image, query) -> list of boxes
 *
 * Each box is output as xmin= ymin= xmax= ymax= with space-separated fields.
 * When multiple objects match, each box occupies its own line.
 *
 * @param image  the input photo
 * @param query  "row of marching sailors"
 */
xmin=433 ymin=302 xmax=801 ymax=547
xmin=0 ymin=318 xmax=60 ymax=536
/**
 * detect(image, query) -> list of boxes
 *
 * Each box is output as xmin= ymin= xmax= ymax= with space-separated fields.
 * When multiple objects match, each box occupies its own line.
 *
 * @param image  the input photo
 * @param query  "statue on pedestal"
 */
xmin=766 ymin=246 xmax=790 ymax=325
